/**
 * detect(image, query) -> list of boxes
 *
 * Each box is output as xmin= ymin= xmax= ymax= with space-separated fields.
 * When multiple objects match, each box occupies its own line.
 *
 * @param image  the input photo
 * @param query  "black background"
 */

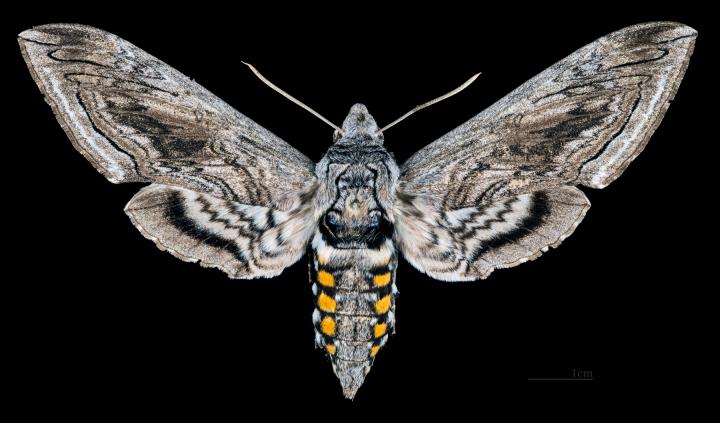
xmin=5 ymin=2 xmax=713 ymax=413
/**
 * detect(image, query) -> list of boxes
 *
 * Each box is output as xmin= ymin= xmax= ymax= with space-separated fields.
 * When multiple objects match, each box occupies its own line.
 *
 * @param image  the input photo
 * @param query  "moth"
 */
xmin=19 ymin=22 xmax=695 ymax=399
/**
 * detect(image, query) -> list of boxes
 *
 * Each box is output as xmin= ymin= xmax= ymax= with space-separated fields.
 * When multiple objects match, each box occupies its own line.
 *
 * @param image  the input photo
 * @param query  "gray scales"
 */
xmin=19 ymin=22 xmax=695 ymax=399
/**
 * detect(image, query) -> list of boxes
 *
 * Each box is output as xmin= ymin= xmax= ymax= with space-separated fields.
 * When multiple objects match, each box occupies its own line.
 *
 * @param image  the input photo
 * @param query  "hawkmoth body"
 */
xmin=308 ymin=106 xmax=399 ymax=398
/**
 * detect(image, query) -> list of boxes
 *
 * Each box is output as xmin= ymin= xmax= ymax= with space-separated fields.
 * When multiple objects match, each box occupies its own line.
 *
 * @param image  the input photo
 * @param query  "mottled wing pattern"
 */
xmin=395 ymin=187 xmax=589 ymax=280
xmin=125 ymin=184 xmax=316 ymax=279
xmin=18 ymin=24 xmax=316 ymax=208
xmin=395 ymin=22 xmax=695 ymax=280
xmin=19 ymin=24 xmax=319 ymax=278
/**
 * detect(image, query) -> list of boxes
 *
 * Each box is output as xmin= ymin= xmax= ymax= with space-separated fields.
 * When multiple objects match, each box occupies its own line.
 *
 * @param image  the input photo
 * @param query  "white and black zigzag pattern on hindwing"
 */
xmin=394 ymin=186 xmax=591 ymax=281
xmin=125 ymin=184 xmax=316 ymax=279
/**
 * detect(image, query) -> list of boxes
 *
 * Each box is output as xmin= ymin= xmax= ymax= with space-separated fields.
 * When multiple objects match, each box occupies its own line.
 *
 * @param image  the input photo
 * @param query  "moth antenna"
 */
xmin=379 ymin=72 xmax=481 ymax=133
xmin=242 ymin=62 xmax=344 ymax=134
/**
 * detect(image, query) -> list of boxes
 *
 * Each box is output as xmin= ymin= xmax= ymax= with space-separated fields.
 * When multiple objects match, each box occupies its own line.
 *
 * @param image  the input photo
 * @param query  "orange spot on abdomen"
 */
xmin=318 ymin=292 xmax=336 ymax=312
xmin=373 ymin=272 xmax=392 ymax=287
xmin=374 ymin=323 xmax=387 ymax=338
xmin=320 ymin=316 xmax=336 ymax=336
xmin=317 ymin=270 xmax=335 ymax=287
xmin=375 ymin=295 xmax=391 ymax=314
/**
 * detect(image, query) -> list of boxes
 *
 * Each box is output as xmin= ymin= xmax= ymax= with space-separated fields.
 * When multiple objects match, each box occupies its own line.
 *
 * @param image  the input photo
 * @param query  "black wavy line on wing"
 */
xmin=579 ymin=81 xmax=645 ymax=170
xmin=657 ymin=34 xmax=696 ymax=44
xmin=165 ymin=190 xmax=250 ymax=271
xmin=74 ymin=92 xmax=142 ymax=175
xmin=532 ymin=76 xmax=629 ymax=104
xmin=467 ymin=192 xmax=550 ymax=263
xmin=64 ymin=71 xmax=179 ymax=96
xmin=195 ymin=194 xmax=294 ymax=263
xmin=47 ymin=49 xmax=108 ymax=68
xmin=608 ymin=47 xmax=669 ymax=69
xmin=21 ymin=38 xmax=58 ymax=47
xmin=194 ymin=195 xmax=290 ymax=267
xmin=454 ymin=196 xmax=519 ymax=241
xmin=192 ymin=196 xmax=264 ymax=239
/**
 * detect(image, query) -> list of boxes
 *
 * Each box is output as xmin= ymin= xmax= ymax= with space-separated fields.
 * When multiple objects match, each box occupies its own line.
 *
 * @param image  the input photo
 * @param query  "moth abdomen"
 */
xmin=309 ymin=231 xmax=398 ymax=399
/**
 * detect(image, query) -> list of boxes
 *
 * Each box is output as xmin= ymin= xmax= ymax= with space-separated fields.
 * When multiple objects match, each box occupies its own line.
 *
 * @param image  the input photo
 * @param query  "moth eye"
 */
xmin=325 ymin=211 xmax=341 ymax=228
xmin=368 ymin=211 xmax=381 ymax=227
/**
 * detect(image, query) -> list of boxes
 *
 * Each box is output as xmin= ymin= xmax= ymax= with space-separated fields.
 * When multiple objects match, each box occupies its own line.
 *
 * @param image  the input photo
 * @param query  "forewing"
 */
xmin=18 ymin=24 xmax=316 ymax=208
xmin=395 ymin=22 xmax=695 ymax=281
xmin=400 ymin=22 xmax=696 ymax=208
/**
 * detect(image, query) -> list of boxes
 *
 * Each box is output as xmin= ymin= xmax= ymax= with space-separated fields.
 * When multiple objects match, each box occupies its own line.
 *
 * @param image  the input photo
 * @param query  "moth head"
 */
xmin=334 ymin=103 xmax=384 ymax=144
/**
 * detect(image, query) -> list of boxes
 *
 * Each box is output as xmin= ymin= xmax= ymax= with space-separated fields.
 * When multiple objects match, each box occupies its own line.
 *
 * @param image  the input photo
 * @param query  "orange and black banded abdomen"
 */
xmin=308 ymin=233 xmax=398 ymax=398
